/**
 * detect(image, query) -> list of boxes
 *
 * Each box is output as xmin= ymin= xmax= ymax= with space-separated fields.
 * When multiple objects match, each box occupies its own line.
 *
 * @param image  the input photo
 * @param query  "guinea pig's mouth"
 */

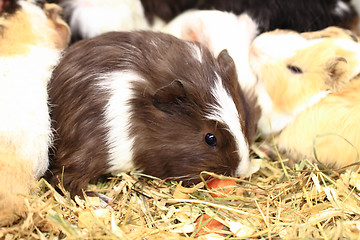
xmin=172 ymin=164 xmax=260 ymax=187
xmin=169 ymin=170 xmax=234 ymax=186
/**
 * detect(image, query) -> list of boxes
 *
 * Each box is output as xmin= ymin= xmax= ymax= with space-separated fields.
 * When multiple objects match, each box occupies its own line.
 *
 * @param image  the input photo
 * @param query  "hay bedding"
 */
xmin=1 ymin=138 xmax=360 ymax=239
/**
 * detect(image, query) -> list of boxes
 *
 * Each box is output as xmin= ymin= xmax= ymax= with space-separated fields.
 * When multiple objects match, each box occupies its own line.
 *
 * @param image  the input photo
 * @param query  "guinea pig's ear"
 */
xmin=217 ymin=49 xmax=237 ymax=83
xmin=325 ymin=56 xmax=349 ymax=92
xmin=152 ymin=79 xmax=187 ymax=114
xmin=44 ymin=3 xmax=71 ymax=49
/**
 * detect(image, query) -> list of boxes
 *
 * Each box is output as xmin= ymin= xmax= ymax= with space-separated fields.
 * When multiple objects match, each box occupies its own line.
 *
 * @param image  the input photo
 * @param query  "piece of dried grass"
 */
xmin=1 ymin=139 xmax=360 ymax=239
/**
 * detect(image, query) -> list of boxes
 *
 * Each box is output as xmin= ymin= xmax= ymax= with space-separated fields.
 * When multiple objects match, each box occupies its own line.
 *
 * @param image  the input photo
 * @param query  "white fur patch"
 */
xmin=205 ymin=74 xmax=251 ymax=177
xmin=20 ymin=0 xmax=47 ymax=22
xmin=162 ymin=10 xmax=259 ymax=91
xmin=190 ymin=43 xmax=203 ymax=63
xmin=334 ymin=0 xmax=350 ymax=16
xmin=250 ymin=32 xmax=322 ymax=63
xmin=0 ymin=46 xmax=61 ymax=178
xmin=231 ymin=13 xmax=259 ymax=91
xmin=64 ymin=0 xmax=165 ymax=39
xmin=100 ymin=71 xmax=141 ymax=174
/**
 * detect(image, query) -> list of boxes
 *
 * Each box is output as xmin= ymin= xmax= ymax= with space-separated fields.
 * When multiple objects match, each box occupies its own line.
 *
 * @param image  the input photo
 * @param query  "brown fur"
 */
xmin=0 ymin=0 xmax=20 ymax=15
xmin=46 ymin=31 xmax=258 ymax=197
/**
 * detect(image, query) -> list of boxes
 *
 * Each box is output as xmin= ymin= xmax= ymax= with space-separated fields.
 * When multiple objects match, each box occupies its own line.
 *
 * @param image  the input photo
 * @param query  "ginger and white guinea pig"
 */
xmin=162 ymin=10 xmax=259 ymax=92
xmin=249 ymin=29 xmax=360 ymax=170
xmin=250 ymin=29 xmax=360 ymax=135
xmin=46 ymin=31 xmax=260 ymax=198
xmin=0 ymin=0 xmax=70 ymax=225
xmin=52 ymin=0 xmax=359 ymax=43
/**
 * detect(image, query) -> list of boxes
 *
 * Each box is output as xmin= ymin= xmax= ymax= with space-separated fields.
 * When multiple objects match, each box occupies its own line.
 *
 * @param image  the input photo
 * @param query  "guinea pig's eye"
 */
xmin=287 ymin=65 xmax=303 ymax=74
xmin=205 ymin=133 xmax=217 ymax=147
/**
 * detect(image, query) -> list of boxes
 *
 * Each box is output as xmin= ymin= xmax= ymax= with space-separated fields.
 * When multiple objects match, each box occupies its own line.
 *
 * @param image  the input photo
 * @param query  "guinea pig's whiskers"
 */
xmin=178 ymin=174 xmax=202 ymax=183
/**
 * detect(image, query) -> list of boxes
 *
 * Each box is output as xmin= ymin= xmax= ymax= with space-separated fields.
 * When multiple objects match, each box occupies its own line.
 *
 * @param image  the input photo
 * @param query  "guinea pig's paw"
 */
xmin=246 ymin=159 xmax=262 ymax=177
xmin=325 ymin=56 xmax=350 ymax=91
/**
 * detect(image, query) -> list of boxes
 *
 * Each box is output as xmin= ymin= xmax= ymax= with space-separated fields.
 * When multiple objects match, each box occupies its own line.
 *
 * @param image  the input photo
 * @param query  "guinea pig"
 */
xmin=53 ymin=0 xmax=359 ymax=43
xmin=46 ymin=31 xmax=260 ymax=198
xmin=0 ymin=0 xmax=70 ymax=225
xmin=162 ymin=10 xmax=259 ymax=92
xmin=249 ymin=29 xmax=360 ymax=169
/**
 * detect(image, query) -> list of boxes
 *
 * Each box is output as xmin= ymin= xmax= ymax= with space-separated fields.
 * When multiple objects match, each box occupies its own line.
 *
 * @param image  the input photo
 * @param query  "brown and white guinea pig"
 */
xmin=50 ymin=0 xmax=359 ymax=43
xmin=249 ymin=29 xmax=360 ymax=169
xmin=162 ymin=11 xmax=259 ymax=92
xmin=0 ymin=0 xmax=70 ymax=225
xmin=46 ymin=31 xmax=260 ymax=198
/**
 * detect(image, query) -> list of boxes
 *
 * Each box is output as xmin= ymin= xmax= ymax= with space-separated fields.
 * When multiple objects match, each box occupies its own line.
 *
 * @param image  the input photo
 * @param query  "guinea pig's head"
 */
xmin=249 ymin=30 xmax=350 ymax=134
xmin=132 ymin=47 xmax=259 ymax=184
xmin=0 ymin=0 xmax=70 ymax=55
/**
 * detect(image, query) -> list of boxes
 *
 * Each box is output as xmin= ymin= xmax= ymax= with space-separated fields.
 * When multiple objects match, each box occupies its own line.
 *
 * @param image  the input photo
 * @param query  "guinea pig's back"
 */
xmin=48 ymin=32 xmax=142 ymax=194
xmin=276 ymin=78 xmax=360 ymax=169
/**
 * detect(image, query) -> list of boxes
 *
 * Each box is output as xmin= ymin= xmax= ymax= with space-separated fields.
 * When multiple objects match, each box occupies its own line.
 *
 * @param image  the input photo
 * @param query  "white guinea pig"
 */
xmin=249 ymin=28 xmax=360 ymax=170
xmin=0 ymin=0 xmax=70 ymax=225
xmin=46 ymin=31 xmax=260 ymax=198
xmin=162 ymin=10 xmax=259 ymax=92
